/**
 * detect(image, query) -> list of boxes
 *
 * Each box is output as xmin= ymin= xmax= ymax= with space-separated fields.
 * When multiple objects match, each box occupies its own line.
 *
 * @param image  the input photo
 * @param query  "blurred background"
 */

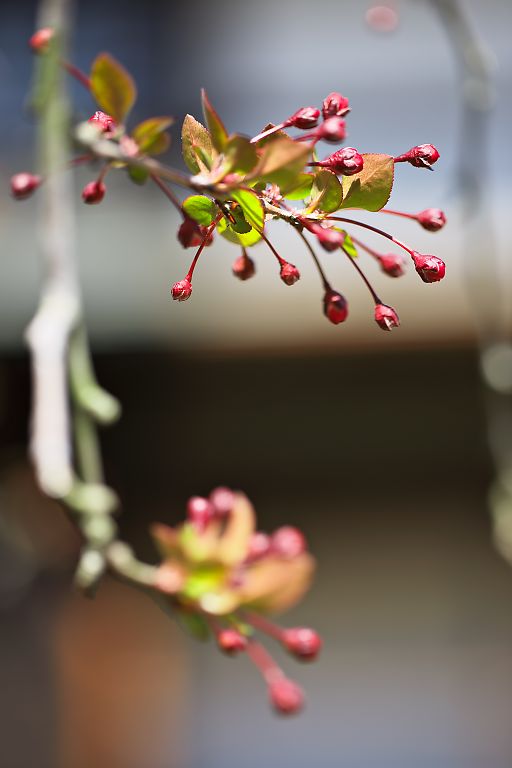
xmin=1 ymin=0 xmax=512 ymax=766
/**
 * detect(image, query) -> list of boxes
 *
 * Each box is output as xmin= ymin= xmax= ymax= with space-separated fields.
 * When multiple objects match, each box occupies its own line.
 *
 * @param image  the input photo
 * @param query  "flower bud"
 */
xmin=378 ymin=253 xmax=405 ymax=277
xmin=320 ymin=147 xmax=363 ymax=176
xmin=171 ymin=278 xmax=193 ymax=301
xmin=187 ymin=495 xmax=215 ymax=530
xmin=322 ymin=92 xmax=350 ymax=120
xmin=395 ymin=144 xmax=440 ymax=169
xmin=177 ymin=217 xmax=205 ymax=248
xmin=317 ymin=117 xmax=347 ymax=143
xmin=374 ymin=303 xmax=400 ymax=331
xmin=280 ymin=262 xmax=301 ymax=286
xmin=411 ymin=252 xmax=446 ymax=283
xmin=269 ymin=678 xmax=304 ymax=715
xmin=304 ymin=222 xmax=345 ymax=252
xmin=272 ymin=526 xmax=307 ymax=558
xmin=288 ymin=107 xmax=320 ymax=130
xmin=323 ymin=289 xmax=349 ymax=324
xmin=217 ymin=628 xmax=248 ymax=655
xmin=282 ymin=628 xmax=323 ymax=661
xmin=416 ymin=208 xmax=447 ymax=232
xmin=88 ymin=110 xmax=117 ymax=135
xmin=10 ymin=172 xmax=41 ymax=200
xmin=246 ymin=531 xmax=271 ymax=562
xmin=29 ymin=27 xmax=54 ymax=54
xmin=232 ymin=252 xmax=256 ymax=281
xmin=81 ymin=180 xmax=106 ymax=204
xmin=209 ymin=486 xmax=236 ymax=516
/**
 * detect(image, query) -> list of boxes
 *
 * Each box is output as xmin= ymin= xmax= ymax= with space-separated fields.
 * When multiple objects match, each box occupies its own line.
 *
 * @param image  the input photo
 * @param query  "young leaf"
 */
xmin=181 ymin=114 xmax=214 ymax=174
xmin=224 ymin=135 xmax=258 ymax=175
xmin=231 ymin=189 xmax=265 ymax=233
xmin=229 ymin=205 xmax=253 ymax=234
xmin=307 ymin=169 xmax=343 ymax=213
xmin=132 ymin=116 xmax=174 ymax=155
xmin=250 ymin=135 xmax=312 ymax=191
xmin=127 ymin=165 xmax=149 ymax=185
xmin=201 ymin=89 xmax=229 ymax=153
xmin=281 ymin=173 xmax=314 ymax=200
xmin=217 ymin=216 xmax=262 ymax=247
xmin=90 ymin=53 xmax=137 ymax=123
xmin=341 ymin=153 xmax=394 ymax=212
xmin=335 ymin=229 xmax=358 ymax=258
xmin=183 ymin=195 xmax=217 ymax=226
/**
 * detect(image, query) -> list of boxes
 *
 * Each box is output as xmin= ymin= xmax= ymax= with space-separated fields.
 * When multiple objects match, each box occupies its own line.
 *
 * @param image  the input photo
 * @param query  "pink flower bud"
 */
xmin=395 ymin=144 xmax=440 ymax=169
xmin=88 ymin=110 xmax=117 ymax=134
xmin=186 ymin=495 xmax=215 ymax=530
xmin=29 ymin=27 xmax=54 ymax=54
xmin=374 ymin=303 xmax=400 ymax=331
xmin=323 ymin=289 xmax=349 ymax=324
xmin=304 ymin=222 xmax=345 ymax=252
xmin=317 ymin=117 xmax=347 ymax=143
xmin=178 ymin=217 xmax=205 ymax=248
xmin=232 ymin=252 xmax=256 ymax=281
xmin=282 ymin=628 xmax=323 ymax=661
xmin=81 ymin=180 xmax=106 ymax=204
xmin=320 ymin=147 xmax=363 ymax=176
xmin=10 ymin=172 xmax=41 ymax=200
xmin=246 ymin=532 xmax=271 ymax=562
xmin=171 ymin=278 xmax=193 ymax=301
xmin=411 ymin=252 xmax=446 ymax=283
xmin=322 ymin=92 xmax=350 ymax=120
xmin=209 ymin=486 xmax=236 ymax=516
xmin=378 ymin=253 xmax=406 ymax=277
xmin=280 ymin=262 xmax=301 ymax=286
xmin=416 ymin=208 xmax=447 ymax=232
xmin=217 ymin=629 xmax=248 ymax=655
xmin=272 ymin=526 xmax=307 ymax=558
xmin=288 ymin=107 xmax=320 ymax=130
xmin=269 ymin=678 xmax=304 ymax=715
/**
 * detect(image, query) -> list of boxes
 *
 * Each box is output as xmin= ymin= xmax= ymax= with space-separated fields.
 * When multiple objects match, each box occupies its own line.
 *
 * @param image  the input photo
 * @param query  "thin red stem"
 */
xmin=250 ymin=122 xmax=287 ymax=144
xmin=69 ymin=154 xmax=94 ymax=168
xmin=245 ymin=640 xmax=284 ymax=685
xmin=350 ymin=235 xmax=383 ymax=260
xmin=295 ymin=229 xmax=330 ymax=290
xmin=261 ymin=232 xmax=286 ymax=267
xmin=379 ymin=208 xmax=416 ymax=220
xmin=341 ymin=243 xmax=381 ymax=305
xmin=61 ymin=60 xmax=91 ymax=91
xmin=185 ymin=217 xmax=220 ymax=281
xmin=245 ymin=612 xmax=283 ymax=641
xmin=326 ymin=216 xmax=414 ymax=256
xmin=151 ymin=173 xmax=183 ymax=215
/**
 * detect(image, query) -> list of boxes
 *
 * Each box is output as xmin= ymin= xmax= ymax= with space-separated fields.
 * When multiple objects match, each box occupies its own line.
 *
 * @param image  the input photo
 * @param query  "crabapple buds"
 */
xmin=322 ymin=91 xmax=350 ymax=119
xmin=88 ymin=110 xmax=117 ymax=134
xmin=269 ymin=678 xmax=304 ymax=715
xmin=81 ymin=180 xmax=106 ymax=204
xmin=29 ymin=27 xmax=54 ymax=54
xmin=288 ymin=107 xmax=320 ymax=129
xmin=378 ymin=253 xmax=406 ymax=277
xmin=232 ymin=252 xmax=256 ymax=281
xmin=187 ymin=495 xmax=215 ymax=530
xmin=323 ymin=289 xmax=349 ymax=324
xmin=416 ymin=208 xmax=447 ymax=232
xmin=272 ymin=526 xmax=306 ymax=558
xmin=282 ymin=628 xmax=323 ymax=661
xmin=411 ymin=252 xmax=446 ymax=283
xmin=280 ymin=262 xmax=301 ymax=286
xmin=374 ymin=303 xmax=400 ymax=331
xmin=305 ymin=223 xmax=345 ymax=252
xmin=312 ymin=147 xmax=363 ymax=176
xmin=171 ymin=278 xmax=193 ymax=301
xmin=395 ymin=144 xmax=440 ymax=169
xmin=178 ymin=217 xmax=206 ymax=248
xmin=217 ymin=629 xmax=248 ymax=655
xmin=246 ymin=532 xmax=271 ymax=562
xmin=10 ymin=173 xmax=41 ymax=199
xmin=316 ymin=116 xmax=347 ymax=143
xmin=209 ymin=486 xmax=236 ymax=516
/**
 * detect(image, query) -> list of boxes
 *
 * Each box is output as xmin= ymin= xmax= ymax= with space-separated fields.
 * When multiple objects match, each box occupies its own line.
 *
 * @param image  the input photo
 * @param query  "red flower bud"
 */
xmin=305 ymin=222 xmax=345 ymax=252
xmin=317 ymin=116 xmax=347 ymax=143
xmin=269 ymin=678 xmax=304 ymax=715
xmin=10 ymin=172 xmax=41 ymax=200
xmin=378 ymin=253 xmax=406 ymax=277
xmin=271 ymin=526 xmax=307 ymax=558
xmin=374 ymin=303 xmax=400 ymax=331
xmin=323 ymin=289 xmax=349 ymax=324
xmin=186 ymin=495 xmax=215 ymax=530
xmin=246 ymin=531 xmax=271 ymax=562
xmin=322 ymin=92 xmax=350 ymax=120
xmin=171 ymin=278 xmax=193 ymax=301
xmin=217 ymin=629 xmax=248 ymax=655
xmin=88 ymin=110 xmax=117 ymax=134
xmin=209 ymin=486 xmax=236 ymax=516
xmin=280 ymin=262 xmax=301 ymax=286
xmin=416 ymin=208 xmax=447 ymax=232
xmin=282 ymin=628 xmax=323 ymax=661
xmin=395 ymin=144 xmax=440 ymax=169
xmin=319 ymin=147 xmax=363 ymax=176
xmin=288 ymin=107 xmax=320 ymax=130
xmin=29 ymin=27 xmax=54 ymax=54
xmin=178 ymin=217 xmax=204 ymax=248
xmin=411 ymin=252 xmax=446 ymax=283
xmin=81 ymin=180 xmax=106 ymax=204
xmin=232 ymin=252 xmax=256 ymax=281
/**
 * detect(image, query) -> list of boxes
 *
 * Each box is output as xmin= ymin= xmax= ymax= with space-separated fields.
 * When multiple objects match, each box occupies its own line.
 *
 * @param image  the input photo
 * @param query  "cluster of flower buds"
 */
xmin=151 ymin=489 xmax=319 ymax=715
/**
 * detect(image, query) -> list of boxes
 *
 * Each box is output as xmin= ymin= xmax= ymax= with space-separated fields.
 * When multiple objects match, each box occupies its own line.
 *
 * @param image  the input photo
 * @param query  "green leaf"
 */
xmin=228 ymin=205 xmax=252 ymax=234
xmin=90 ymin=53 xmax=137 ymax=123
xmin=281 ymin=173 xmax=314 ymax=200
xmin=202 ymin=89 xmax=228 ymax=152
xmin=183 ymin=195 xmax=217 ymax=226
xmin=250 ymin=135 xmax=311 ymax=185
xmin=224 ymin=135 xmax=258 ymax=175
xmin=307 ymin=169 xmax=343 ymax=213
xmin=342 ymin=230 xmax=358 ymax=258
xmin=181 ymin=114 xmax=214 ymax=174
xmin=127 ymin=165 xmax=149 ymax=185
xmin=132 ymin=116 xmax=174 ymax=155
xmin=341 ymin=153 xmax=394 ymax=212
xmin=231 ymin=189 xmax=265 ymax=233
xmin=217 ymin=216 xmax=262 ymax=247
